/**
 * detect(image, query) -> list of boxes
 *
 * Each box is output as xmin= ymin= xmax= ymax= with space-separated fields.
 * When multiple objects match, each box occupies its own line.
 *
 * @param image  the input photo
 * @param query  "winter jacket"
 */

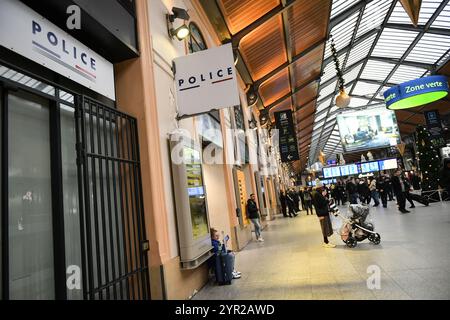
xmin=246 ymin=199 xmax=259 ymax=219
xmin=311 ymin=190 xmax=330 ymax=217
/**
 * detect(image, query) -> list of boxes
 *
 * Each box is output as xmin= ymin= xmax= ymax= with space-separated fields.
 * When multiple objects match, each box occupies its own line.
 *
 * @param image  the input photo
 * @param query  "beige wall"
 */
xmin=114 ymin=0 xmax=279 ymax=300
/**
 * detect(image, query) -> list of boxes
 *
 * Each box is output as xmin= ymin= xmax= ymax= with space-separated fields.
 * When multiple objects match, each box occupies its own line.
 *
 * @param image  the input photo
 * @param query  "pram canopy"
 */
xmin=348 ymin=204 xmax=370 ymax=223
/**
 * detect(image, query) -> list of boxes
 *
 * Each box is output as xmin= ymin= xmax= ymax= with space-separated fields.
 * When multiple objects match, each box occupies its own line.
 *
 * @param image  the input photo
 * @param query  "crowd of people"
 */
xmin=278 ymin=170 xmax=427 ymax=216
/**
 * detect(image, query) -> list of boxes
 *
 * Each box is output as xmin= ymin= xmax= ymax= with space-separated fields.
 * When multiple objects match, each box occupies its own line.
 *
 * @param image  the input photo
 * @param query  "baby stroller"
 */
xmin=330 ymin=202 xmax=381 ymax=248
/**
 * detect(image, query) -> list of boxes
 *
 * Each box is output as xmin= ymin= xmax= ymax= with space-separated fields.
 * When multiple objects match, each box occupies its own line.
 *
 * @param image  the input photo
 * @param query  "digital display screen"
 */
xmin=323 ymin=167 xmax=333 ymax=178
xmin=336 ymin=106 xmax=401 ymax=153
xmin=361 ymin=161 xmax=380 ymax=173
xmin=331 ymin=167 xmax=341 ymax=178
xmin=378 ymin=158 xmax=398 ymax=170
xmin=184 ymin=147 xmax=208 ymax=240
xmin=339 ymin=164 xmax=359 ymax=176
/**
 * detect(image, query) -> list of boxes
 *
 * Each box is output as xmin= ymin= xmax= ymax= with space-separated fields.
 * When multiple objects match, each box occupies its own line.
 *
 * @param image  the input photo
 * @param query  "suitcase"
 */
xmin=409 ymin=193 xmax=430 ymax=206
xmin=214 ymin=252 xmax=233 ymax=285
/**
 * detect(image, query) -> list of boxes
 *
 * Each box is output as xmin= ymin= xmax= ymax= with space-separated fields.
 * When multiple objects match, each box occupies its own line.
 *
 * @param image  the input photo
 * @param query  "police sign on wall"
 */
xmin=174 ymin=43 xmax=240 ymax=117
xmin=0 ymin=0 xmax=115 ymax=100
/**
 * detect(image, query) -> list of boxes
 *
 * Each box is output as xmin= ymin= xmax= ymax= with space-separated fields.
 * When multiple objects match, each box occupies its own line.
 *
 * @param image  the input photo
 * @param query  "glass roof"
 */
xmin=309 ymin=0 xmax=450 ymax=165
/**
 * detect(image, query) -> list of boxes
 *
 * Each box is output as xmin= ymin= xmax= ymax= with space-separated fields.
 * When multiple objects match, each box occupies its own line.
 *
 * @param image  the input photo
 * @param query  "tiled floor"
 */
xmin=194 ymin=200 xmax=450 ymax=300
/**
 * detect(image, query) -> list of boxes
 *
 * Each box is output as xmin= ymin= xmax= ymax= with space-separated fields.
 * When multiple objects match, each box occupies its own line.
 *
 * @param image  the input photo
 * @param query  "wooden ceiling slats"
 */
xmin=259 ymin=68 xmax=291 ymax=105
xmin=218 ymin=0 xmax=280 ymax=35
xmin=240 ymin=16 xmax=287 ymax=81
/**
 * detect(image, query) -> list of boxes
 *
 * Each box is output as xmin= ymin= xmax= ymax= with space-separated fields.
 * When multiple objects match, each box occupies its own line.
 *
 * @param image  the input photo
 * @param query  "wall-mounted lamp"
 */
xmin=167 ymin=7 xmax=190 ymax=41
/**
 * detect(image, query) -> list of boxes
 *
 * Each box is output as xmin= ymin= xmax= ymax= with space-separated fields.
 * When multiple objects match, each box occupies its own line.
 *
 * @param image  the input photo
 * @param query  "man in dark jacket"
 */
xmin=311 ymin=182 xmax=335 ymax=248
xmin=286 ymin=190 xmax=298 ymax=218
xmin=246 ymin=194 xmax=264 ymax=241
xmin=279 ymin=191 xmax=288 ymax=217
xmin=291 ymin=189 xmax=300 ymax=212
xmin=392 ymin=170 xmax=409 ymax=213
xmin=377 ymin=176 xmax=388 ymax=208
xmin=384 ymin=174 xmax=394 ymax=201
xmin=346 ymin=178 xmax=358 ymax=204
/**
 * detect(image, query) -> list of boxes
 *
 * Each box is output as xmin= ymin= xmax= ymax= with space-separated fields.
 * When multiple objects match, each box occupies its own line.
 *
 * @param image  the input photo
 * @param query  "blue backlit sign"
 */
xmin=384 ymin=75 xmax=449 ymax=110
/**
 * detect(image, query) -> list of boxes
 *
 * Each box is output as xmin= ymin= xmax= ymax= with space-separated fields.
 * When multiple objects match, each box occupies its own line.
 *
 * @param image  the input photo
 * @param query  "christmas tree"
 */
xmin=416 ymin=125 xmax=441 ymax=202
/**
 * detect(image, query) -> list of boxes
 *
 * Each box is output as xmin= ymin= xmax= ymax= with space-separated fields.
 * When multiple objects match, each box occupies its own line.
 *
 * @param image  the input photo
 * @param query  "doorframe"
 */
xmin=0 ymin=59 xmax=150 ymax=300
xmin=0 ymin=80 xmax=67 ymax=299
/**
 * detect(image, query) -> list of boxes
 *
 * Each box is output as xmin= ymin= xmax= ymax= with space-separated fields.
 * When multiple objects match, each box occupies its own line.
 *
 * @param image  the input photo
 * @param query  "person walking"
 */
xmin=403 ymin=175 xmax=416 ymax=209
xmin=311 ymin=182 xmax=336 ymax=248
xmin=291 ymin=189 xmax=300 ymax=212
xmin=392 ymin=170 xmax=409 ymax=213
xmin=335 ymin=181 xmax=344 ymax=205
xmin=303 ymin=187 xmax=314 ymax=215
xmin=286 ymin=190 xmax=298 ymax=217
xmin=279 ymin=190 xmax=288 ymax=217
xmin=368 ymin=176 xmax=380 ymax=207
xmin=298 ymin=188 xmax=305 ymax=210
xmin=378 ymin=176 xmax=388 ymax=208
xmin=384 ymin=174 xmax=394 ymax=201
xmin=346 ymin=178 xmax=358 ymax=204
xmin=358 ymin=179 xmax=371 ymax=204
xmin=246 ymin=194 xmax=264 ymax=241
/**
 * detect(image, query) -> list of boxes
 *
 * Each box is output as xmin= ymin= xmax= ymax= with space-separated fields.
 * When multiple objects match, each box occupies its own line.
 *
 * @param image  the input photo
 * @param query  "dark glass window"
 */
xmin=188 ymin=23 xmax=207 ymax=54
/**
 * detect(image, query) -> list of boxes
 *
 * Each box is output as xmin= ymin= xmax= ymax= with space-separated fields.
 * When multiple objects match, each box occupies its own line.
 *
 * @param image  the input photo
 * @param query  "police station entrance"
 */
xmin=0 ymin=62 xmax=150 ymax=300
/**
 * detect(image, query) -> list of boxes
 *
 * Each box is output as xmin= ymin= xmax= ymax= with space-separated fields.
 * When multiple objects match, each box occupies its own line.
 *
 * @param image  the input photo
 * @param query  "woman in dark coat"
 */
xmin=279 ymin=191 xmax=288 ymax=217
xmin=311 ymin=182 xmax=335 ymax=248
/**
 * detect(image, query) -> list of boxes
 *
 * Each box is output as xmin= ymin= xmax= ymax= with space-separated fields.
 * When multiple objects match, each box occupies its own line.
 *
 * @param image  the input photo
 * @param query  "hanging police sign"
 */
xmin=0 ymin=0 xmax=115 ymax=100
xmin=174 ymin=43 xmax=240 ymax=118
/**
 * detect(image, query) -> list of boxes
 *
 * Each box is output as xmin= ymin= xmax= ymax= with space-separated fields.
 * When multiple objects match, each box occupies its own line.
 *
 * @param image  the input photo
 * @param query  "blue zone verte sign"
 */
xmin=383 ymin=75 xmax=449 ymax=110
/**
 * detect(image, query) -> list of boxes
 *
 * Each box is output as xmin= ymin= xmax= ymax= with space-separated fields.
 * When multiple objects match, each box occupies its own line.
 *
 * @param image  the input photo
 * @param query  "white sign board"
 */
xmin=174 ymin=43 xmax=240 ymax=117
xmin=0 ymin=0 xmax=115 ymax=100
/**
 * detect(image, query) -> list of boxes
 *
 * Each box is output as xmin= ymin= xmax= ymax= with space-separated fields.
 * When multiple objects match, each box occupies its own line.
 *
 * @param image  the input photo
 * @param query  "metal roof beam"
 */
xmin=323 ymin=28 xmax=378 ymax=66
xmin=369 ymin=56 xmax=435 ymax=70
xmin=329 ymin=0 xmax=374 ymax=29
xmin=368 ymin=0 xmax=449 ymax=104
xmin=384 ymin=23 xmax=450 ymax=36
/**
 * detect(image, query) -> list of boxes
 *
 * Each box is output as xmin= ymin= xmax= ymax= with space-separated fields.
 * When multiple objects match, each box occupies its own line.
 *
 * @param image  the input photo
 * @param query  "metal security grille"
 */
xmin=75 ymin=96 xmax=149 ymax=300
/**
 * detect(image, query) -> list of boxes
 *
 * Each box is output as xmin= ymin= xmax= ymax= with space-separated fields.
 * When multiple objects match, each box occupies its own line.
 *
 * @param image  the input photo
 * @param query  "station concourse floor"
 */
xmin=194 ymin=200 xmax=450 ymax=300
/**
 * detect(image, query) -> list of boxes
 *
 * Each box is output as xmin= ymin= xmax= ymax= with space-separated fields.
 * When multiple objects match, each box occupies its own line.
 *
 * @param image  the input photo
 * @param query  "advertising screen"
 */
xmin=361 ymin=161 xmax=379 ymax=173
xmin=378 ymin=158 xmax=398 ymax=170
xmin=336 ymin=106 xmax=401 ymax=153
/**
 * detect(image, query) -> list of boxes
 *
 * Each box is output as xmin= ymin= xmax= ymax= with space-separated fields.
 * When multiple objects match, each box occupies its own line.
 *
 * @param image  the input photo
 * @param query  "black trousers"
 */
xmin=380 ymin=191 xmax=387 ymax=207
xmin=304 ymin=200 xmax=313 ymax=214
xmin=287 ymin=205 xmax=296 ymax=217
xmin=281 ymin=204 xmax=287 ymax=216
xmin=405 ymin=191 xmax=415 ymax=206
xmin=396 ymin=192 xmax=406 ymax=211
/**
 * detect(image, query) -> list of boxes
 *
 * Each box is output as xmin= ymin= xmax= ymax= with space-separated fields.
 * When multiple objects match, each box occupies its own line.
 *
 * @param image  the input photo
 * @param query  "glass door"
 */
xmin=7 ymin=90 xmax=55 ymax=299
